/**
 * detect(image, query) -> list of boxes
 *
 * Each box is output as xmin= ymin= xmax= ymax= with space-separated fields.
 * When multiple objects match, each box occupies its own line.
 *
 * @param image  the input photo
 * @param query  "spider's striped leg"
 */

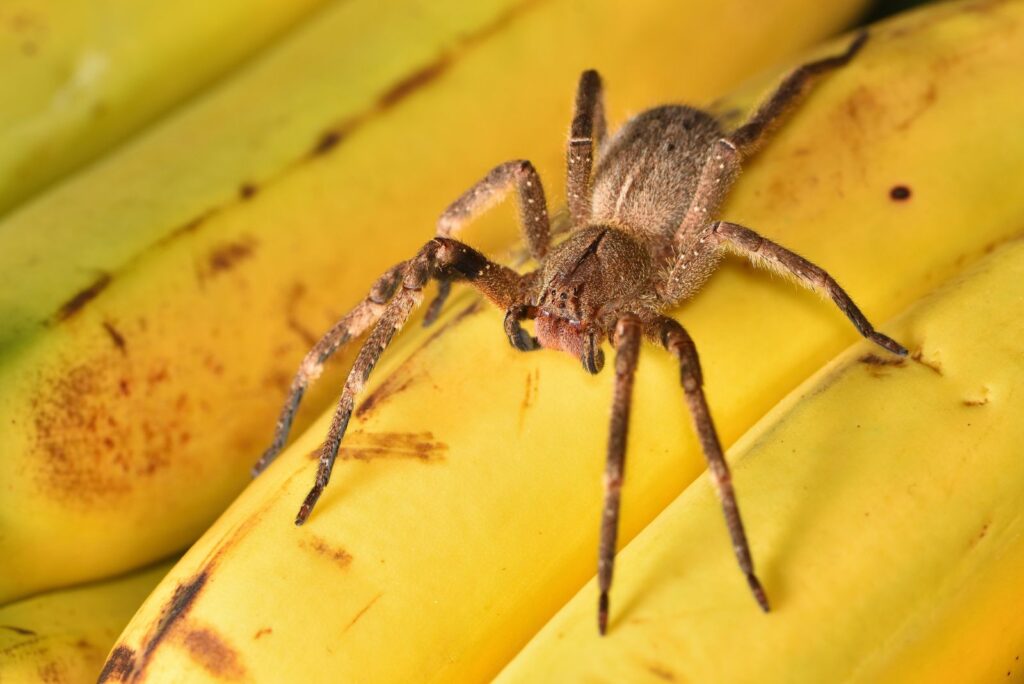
xmin=597 ymin=314 xmax=642 ymax=635
xmin=251 ymin=263 xmax=404 ymax=477
xmin=651 ymin=315 xmax=770 ymax=614
xmin=296 ymin=237 xmax=535 ymax=525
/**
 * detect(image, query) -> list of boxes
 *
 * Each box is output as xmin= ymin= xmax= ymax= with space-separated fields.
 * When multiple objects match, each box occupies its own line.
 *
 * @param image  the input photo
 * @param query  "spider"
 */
xmin=252 ymin=31 xmax=905 ymax=635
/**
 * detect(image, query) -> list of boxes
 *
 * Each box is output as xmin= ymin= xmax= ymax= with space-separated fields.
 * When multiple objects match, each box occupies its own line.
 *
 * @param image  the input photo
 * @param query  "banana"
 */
xmin=0 ymin=0 xmax=329 ymax=217
xmin=0 ymin=560 xmax=174 ymax=684
xmin=0 ymin=0 xmax=867 ymax=603
xmin=496 ymin=238 xmax=1024 ymax=684
xmin=101 ymin=1 xmax=1024 ymax=681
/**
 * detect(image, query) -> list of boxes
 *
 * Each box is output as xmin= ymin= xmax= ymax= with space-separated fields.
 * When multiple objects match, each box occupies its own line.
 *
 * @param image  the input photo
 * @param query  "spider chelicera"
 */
xmin=253 ymin=31 xmax=905 ymax=634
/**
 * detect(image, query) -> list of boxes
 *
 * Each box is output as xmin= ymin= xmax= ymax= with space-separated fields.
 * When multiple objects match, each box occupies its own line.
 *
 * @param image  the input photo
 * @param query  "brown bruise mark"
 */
xmin=97 ymin=644 xmax=136 ymax=683
xmin=518 ymin=368 xmax=539 ymax=430
xmin=889 ymin=185 xmax=912 ymax=201
xmin=30 ymin=357 xmax=178 ymax=507
xmin=963 ymin=387 xmax=990 ymax=407
xmin=967 ymin=517 xmax=994 ymax=552
xmin=304 ymin=0 xmax=543 ymax=159
xmin=910 ymin=348 xmax=943 ymax=376
xmin=253 ymin=627 xmax=272 ymax=640
xmin=343 ymin=594 xmax=383 ymax=633
xmin=858 ymin=353 xmax=906 ymax=367
xmin=355 ymin=298 xmax=485 ymax=420
xmin=307 ymin=430 xmax=448 ymax=463
xmin=858 ymin=353 xmax=906 ymax=378
xmin=646 ymin=663 xmax=677 ymax=681
xmin=179 ymin=625 xmax=248 ymax=680
xmin=0 ymin=625 xmax=36 ymax=635
xmin=102 ymin=320 xmax=127 ymax=353
xmin=285 ymin=282 xmax=319 ymax=347
xmin=302 ymin=535 xmax=354 ymax=570
xmin=893 ymin=82 xmax=938 ymax=132
xmin=113 ymin=569 xmax=210 ymax=680
xmin=355 ymin=374 xmax=415 ymax=420
xmin=378 ymin=58 xmax=451 ymax=108
xmin=238 ymin=182 xmax=259 ymax=200
xmin=37 ymin=660 xmax=66 ymax=683
xmin=53 ymin=273 xmax=111 ymax=322
xmin=310 ymin=129 xmax=343 ymax=157
xmin=206 ymin=237 xmax=257 ymax=275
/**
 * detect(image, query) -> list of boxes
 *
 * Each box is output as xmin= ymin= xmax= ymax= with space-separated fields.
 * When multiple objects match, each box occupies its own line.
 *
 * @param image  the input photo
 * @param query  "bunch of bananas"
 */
xmin=1 ymin=0 xmax=1022 ymax=681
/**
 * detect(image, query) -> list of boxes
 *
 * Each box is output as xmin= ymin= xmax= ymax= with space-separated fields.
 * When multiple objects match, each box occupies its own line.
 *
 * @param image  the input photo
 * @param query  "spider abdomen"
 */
xmin=591 ymin=105 xmax=722 ymax=237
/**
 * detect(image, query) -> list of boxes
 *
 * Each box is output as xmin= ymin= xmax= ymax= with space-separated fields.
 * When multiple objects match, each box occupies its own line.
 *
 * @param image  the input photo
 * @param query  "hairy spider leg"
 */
xmin=655 ymin=315 xmax=770 ymax=615
xmin=567 ymin=69 xmax=606 ymax=227
xmin=711 ymin=221 xmax=907 ymax=355
xmin=673 ymin=31 xmax=867 ymax=246
xmin=294 ymin=237 xmax=535 ymax=525
xmin=424 ymin=159 xmax=550 ymax=324
xmin=251 ymin=263 xmax=405 ymax=476
xmin=597 ymin=314 xmax=642 ymax=635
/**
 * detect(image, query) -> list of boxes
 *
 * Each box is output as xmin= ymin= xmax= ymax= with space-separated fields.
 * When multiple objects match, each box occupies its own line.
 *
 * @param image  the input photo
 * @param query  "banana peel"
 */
xmin=496 ymin=237 xmax=1024 ymax=684
xmin=0 ymin=0 xmax=329 ymax=216
xmin=0 ymin=560 xmax=174 ymax=684
xmin=103 ymin=1 xmax=1024 ymax=681
xmin=0 ymin=0 xmax=868 ymax=602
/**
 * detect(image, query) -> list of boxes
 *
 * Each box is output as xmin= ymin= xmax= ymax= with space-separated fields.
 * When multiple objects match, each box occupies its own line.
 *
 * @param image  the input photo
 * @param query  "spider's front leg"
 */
xmin=296 ymin=237 xmax=535 ymax=525
xmin=424 ymin=158 xmax=551 ymax=324
xmin=252 ymin=263 xmax=405 ymax=476
xmin=567 ymin=69 xmax=606 ymax=227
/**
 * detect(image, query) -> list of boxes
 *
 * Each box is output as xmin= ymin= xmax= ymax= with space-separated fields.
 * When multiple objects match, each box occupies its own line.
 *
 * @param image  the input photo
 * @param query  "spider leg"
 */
xmin=673 ymin=32 xmax=867 ymax=247
xmin=567 ymin=69 xmax=606 ymax=227
xmin=295 ymin=237 xmax=536 ymax=525
xmin=712 ymin=220 xmax=907 ymax=355
xmin=251 ymin=263 xmax=405 ymax=476
xmin=651 ymin=315 xmax=770 ymax=614
xmin=597 ymin=314 xmax=642 ymax=635
xmin=729 ymin=31 xmax=867 ymax=158
xmin=422 ymin=159 xmax=550 ymax=322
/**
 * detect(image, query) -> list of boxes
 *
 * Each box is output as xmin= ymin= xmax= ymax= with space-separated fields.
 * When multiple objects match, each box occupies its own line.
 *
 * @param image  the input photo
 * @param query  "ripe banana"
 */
xmin=0 ymin=560 xmax=173 ymax=684
xmin=496 ymin=236 xmax=1024 ymax=684
xmin=101 ymin=1 xmax=1024 ymax=681
xmin=0 ymin=0 xmax=867 ymax=603
xmin=0 ymin=0 xmax=329 ymax=217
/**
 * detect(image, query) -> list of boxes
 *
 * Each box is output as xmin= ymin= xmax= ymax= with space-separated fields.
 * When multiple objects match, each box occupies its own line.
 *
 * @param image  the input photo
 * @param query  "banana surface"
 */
xmin=0 ymin=0 xmax=866 ymax=603
xmin=0 ymin=561 xmax=173 ymax=684
xmin=103 ymin=1 xmax=1024 ymax=681
xmin=0 ymin=0 xmax=328 ymax=216
xmin=497 ymin=237 xmax=1024 ymax=684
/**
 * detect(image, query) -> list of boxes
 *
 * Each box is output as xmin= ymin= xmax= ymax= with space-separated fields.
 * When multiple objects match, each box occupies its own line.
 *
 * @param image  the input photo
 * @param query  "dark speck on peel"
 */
xmin=889 ymin=185 xmax=911 ymax=201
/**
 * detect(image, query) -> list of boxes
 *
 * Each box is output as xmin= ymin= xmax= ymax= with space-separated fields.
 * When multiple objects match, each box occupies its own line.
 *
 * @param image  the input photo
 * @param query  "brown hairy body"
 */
xmin=253 ymin=32 xmax=905 ymax=634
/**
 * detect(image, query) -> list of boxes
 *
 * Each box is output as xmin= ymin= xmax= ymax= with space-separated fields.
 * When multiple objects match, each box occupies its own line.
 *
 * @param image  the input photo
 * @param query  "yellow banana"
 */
xmin=0 ymin=0 xmax=866 ymax=603
xmin=496 ymin=237 xmax=1024 ymax=684
xmin=0 ymin=560 xmax=173 ymax=684
xmin=0 ymin=0 xmax=329 ymax=216
xmin=102 ymin=1 xmax=1024 ymax=681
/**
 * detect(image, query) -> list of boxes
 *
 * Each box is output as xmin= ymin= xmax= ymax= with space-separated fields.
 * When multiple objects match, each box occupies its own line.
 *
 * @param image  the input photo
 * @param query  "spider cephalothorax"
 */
xmin=253 ymin=31 xmax=905 ymax=634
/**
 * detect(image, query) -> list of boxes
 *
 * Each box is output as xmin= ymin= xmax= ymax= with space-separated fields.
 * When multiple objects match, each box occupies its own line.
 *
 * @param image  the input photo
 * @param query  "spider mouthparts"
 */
xmin=597 ymin=591 xmax=610 ymax=636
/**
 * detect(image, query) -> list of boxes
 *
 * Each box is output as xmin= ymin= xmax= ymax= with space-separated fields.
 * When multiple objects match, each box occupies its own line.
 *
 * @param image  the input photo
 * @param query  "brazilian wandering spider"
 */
xmin=253 ymin=31 xmax=905 ymax=634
